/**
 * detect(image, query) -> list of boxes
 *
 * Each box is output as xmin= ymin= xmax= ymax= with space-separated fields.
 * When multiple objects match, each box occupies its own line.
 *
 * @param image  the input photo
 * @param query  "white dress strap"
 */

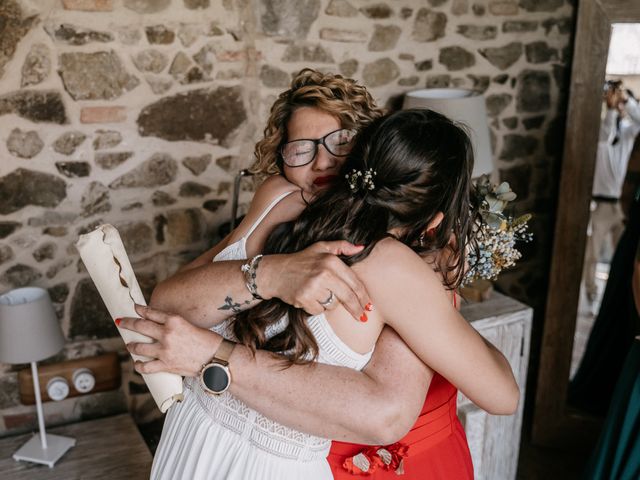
xmin=241 ymin=189 xmax=297 ymax=240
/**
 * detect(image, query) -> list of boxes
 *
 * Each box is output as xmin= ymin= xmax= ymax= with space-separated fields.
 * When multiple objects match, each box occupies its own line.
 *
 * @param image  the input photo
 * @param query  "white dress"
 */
xmin=151 ymin=190 xmax=374 ymax=480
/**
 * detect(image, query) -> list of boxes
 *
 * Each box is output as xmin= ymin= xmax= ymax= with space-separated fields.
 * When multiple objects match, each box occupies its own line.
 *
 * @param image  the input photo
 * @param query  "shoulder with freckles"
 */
xmin=353 ymin=237 xmax=441 ymax=297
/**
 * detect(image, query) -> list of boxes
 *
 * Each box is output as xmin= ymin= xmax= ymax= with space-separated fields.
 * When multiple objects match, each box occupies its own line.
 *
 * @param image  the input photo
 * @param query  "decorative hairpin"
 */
xmin=346 ymin=168 xmax=377 ymax=193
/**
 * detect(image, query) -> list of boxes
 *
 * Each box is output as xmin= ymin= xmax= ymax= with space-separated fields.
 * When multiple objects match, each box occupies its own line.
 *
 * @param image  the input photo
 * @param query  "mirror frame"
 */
xmin=532 ymin=0 xmax=640 ymax=447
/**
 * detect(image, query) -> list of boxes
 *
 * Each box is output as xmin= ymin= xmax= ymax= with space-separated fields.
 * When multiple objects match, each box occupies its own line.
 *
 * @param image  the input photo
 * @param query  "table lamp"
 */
xmin=402 ymin=88 xmax=494 ymax=179
xmin=0 ymin=287 xmax=75 ymax=467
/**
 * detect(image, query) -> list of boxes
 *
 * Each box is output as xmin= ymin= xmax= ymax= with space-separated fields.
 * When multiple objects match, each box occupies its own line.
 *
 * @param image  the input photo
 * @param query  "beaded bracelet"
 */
xmin=240 ymin=254 xmax=263 ymax=300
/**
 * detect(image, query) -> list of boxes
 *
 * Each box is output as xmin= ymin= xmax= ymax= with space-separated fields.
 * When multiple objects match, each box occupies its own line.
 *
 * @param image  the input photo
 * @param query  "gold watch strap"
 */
xmin=212 ymin=338 xmax=236 ymax=365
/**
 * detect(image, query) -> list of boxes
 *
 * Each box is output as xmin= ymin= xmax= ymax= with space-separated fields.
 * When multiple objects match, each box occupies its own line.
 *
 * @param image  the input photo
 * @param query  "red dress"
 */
xmin=327 ymin=371 xmax=474 ymax=479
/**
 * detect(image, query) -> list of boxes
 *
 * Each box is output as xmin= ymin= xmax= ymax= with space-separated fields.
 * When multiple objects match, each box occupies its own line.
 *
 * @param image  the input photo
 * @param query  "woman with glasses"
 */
xmin=128 ymin=70 xmax=517 ymax=479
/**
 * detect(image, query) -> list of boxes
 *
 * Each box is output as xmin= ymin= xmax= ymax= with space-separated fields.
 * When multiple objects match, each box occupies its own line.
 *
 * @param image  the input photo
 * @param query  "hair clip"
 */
xmin=346 ymin=168 xmax=377 ymax=193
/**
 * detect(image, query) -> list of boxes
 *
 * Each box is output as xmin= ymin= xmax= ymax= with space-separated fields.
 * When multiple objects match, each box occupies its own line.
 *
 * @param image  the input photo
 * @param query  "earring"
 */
xmin=419 ymin=232 xmax=425 ymax=247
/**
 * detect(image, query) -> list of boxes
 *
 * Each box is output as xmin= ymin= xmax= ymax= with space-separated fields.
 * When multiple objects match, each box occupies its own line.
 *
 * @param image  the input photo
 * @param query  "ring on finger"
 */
xmin=319 ymin=290 xmax=334 ymax=308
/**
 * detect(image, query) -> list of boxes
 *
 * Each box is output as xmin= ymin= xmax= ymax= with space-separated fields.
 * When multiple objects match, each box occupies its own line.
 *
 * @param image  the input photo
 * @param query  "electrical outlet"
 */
xmin=18 ymin=352 xmax=121 ymax=404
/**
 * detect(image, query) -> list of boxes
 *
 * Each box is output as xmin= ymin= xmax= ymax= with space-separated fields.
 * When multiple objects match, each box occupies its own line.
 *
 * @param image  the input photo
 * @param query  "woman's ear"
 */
xmin=426 ymin=212 xmax=444 ymax=233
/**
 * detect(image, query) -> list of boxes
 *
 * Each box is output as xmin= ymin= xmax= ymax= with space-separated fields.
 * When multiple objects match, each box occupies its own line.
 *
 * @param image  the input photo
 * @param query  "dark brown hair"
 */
xmin=234 ymin=109 xmax=478 ymax=364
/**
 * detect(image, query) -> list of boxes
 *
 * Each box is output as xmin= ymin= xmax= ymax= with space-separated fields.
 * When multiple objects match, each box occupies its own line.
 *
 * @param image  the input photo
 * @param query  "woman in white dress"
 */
xmin=121 ymin=109 xmax=518 ymax=479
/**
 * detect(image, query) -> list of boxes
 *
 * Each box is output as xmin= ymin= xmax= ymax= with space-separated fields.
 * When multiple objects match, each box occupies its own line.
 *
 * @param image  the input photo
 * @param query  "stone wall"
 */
xmin=0 ymin=0 xmax=574 ymax=435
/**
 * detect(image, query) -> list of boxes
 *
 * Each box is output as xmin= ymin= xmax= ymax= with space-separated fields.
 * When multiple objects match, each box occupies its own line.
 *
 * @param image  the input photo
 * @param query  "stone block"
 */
xmin=33 ymin=242 xmax=57 ymax=262
xmin=0 ymin=169 xmax=66 ymax=214
xmin=479 ymin=42 xmax=523 ymax=70
xmin=152 ymin=191 xmax=176 ymax=206
xmin=369 ymin=25 xmax=401 ymax=52
xmin=499 ymin=134 xmax=539 ymax=160
xmin=182 ymin=154 xmax=212 ymax=175
xmin=0 ymin=90 xmax=68 ymax=124
xmin=62 ymin=0 xmax=113 ymax=10
xmin=137 ymin=87 xmax=246 ymax=144
xmin=59 ymin=51 xmax=139 ymax=100
xmin=260 ymin=65 xmax=290 ymax=88
xmin=362 ymin=58 xmax=400 ymax=87
xmin=93 ymin=130 xmax=122 ymax=150
xmin=53 ymin=131 xmax=87 ymax=155
xmin=109 ymin=153 xmax=177 ymax=188
xmin=48 ymin=283 xmax=70 ymax=303
xmin=0 ymin=245 xmax=14 ymax=265
xmin=7 ymin=128 xmax=44 ymax=158
xmin=179 ymin=182 xmax=212 ymax=197
xmin=132 ymin=49 xmax=168 ymax=73
xmin=55 ymin=161 xmax=91 ymax=178
xmin=412 ymin=8 xmax=446 ymax=42
xmin=360 ymin=3 xmax=393 ymax=18
xmin=45 ymin=23 xmax=114 ymax=45
xmin=516 ymin=70 xmax=551 ymax=113
xmin=81 ymin=181 xmax=111 ymax=217
xmin=325 ymin=0 xmax=357 ymax=17
xmin=320 ymin=28 xmax=368 ymax=43
xmin=124 ymin=0 xmax=170 ymax=14
xmin=21 ymin=43 xmax=51 ymax=87
xmin=80 ymin=106 xmax=127 ymax=123
xmin=489 ymin=1 xmax=519 ymax=15
xmin=95 ymin=152 xmax=133 ymax=169
xmin=339 ymin=59 xmax=358 ymax=77
xmin=145 ymin=25 xmax=175 ymax=44
xmin=457 ymin=25 xmax=498 ymax=40
xmin=0 ymin=222 xmax=21 ymax=239
xmin=0 ymin=1 xmax=39 ymax=79
xmin=1 ymin=264 xmax=42 ymax=288
xmin=117 ymin=222 xmax=154 ymax=255
xmin=165 ymin=209 xmax=205 ymax=246
xmin=260 ymin=0 xmax=320 ymax=39
xmin=439 ymin=46 xmax=475 ymax=71
xmin=70 ymin=278 xmax=115 ymax=339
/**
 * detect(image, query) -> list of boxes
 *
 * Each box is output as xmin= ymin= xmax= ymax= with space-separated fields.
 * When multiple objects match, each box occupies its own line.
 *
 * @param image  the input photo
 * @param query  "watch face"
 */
xmin=202 ymin=364 xmax=230 ymax=394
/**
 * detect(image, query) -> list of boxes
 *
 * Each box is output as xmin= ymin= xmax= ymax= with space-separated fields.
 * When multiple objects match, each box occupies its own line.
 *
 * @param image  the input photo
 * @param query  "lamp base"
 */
xmin=13 ymin=433 xmax=76 ymax=468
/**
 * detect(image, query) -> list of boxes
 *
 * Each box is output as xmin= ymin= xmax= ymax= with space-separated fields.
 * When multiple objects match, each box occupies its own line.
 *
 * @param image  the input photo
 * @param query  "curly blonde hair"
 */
xmin=251 ymin=68 xmax=384 ymax=180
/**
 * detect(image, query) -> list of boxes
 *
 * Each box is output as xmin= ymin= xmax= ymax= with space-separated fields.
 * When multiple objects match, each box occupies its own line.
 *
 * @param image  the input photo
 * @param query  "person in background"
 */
xmin=570 ymin=185 xmax=640 ymax=415
xmin=584 ymin=80 xmax=640 ymax=303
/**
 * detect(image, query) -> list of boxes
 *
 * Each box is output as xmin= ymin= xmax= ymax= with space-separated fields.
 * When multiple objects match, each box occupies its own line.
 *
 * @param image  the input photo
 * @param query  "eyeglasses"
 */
xmin=280 ymin=129 xmax=356 ymax=168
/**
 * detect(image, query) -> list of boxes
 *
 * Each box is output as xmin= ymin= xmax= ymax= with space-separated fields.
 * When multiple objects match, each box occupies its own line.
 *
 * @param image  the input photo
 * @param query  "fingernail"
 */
xmin=365 ymin=302 xmax=374 ymax=312
xmin=115 ymin=318 xmax=122 ymax=326
xmin=355 ymin=244 xmax=365 ymax=248
xmin=359 ymin=313 xmax=368 ymax=323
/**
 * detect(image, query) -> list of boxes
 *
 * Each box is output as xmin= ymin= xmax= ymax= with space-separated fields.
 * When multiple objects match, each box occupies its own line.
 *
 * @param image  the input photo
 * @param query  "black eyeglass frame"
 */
xmin=279 ymin=128 xmax=356 ymax=168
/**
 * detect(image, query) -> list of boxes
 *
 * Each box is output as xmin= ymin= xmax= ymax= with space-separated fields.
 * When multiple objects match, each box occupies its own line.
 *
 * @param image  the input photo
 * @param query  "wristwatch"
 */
xmin=200 ymin=339 xmax=236 ymax=395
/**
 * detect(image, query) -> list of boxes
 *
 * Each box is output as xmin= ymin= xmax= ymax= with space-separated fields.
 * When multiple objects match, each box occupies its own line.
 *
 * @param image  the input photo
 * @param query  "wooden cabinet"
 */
xmin=458 ymin=291 xmax=533 ymax=480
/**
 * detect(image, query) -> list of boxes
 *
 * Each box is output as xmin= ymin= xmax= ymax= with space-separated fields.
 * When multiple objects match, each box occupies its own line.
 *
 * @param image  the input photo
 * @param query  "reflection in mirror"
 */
xmin=569 ymin=23 xmax=640 ymax=416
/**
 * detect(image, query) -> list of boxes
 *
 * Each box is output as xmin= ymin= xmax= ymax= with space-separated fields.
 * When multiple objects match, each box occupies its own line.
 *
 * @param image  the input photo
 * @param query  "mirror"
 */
xmin=569 ymin=23 xmax=640 ymax=415
xmin=533 ymin=0 xmax=640 ymax=448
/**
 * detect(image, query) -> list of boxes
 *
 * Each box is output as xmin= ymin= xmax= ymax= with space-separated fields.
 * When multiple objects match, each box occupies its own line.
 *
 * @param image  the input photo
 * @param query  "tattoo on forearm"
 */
xmin=218 ymin=296 xmax=252 ymax=313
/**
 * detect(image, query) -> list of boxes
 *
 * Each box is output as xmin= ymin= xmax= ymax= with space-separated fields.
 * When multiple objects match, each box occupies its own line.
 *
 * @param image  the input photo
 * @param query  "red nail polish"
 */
xmin=365 ymin=302 xmax=374 ymax=312
xmin=115 ymin=318 xmax=122 ymax=326
xmin=360 ymin=313 xmax=368 ymax=323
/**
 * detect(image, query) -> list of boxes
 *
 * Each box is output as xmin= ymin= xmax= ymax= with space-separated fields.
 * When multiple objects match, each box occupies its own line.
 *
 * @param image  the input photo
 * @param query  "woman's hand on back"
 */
xmin=258 ymin=241 xmax=372 ymax=320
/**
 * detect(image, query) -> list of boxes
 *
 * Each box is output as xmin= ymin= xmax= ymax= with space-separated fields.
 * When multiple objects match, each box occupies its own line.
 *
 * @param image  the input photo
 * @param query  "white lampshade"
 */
xmin=0 ymin=287 xmax=65 ymax=364
xmin=402 ymin=88 xmax=494 ymax=178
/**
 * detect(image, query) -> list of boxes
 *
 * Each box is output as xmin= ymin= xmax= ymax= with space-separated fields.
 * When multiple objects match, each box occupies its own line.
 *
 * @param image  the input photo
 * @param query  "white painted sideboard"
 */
xmin=458 ymin=291 xmax=533 ymax=480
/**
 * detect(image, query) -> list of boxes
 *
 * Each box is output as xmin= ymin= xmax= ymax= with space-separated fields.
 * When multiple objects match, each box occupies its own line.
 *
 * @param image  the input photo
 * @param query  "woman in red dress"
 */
xmin=328 ymin=294 xmax=474 ymax=479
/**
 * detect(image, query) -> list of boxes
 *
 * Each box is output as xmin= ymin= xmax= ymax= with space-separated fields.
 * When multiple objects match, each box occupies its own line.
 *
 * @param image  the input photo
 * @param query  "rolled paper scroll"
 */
xmin=76 ymin=224 xmax=183 ymax=412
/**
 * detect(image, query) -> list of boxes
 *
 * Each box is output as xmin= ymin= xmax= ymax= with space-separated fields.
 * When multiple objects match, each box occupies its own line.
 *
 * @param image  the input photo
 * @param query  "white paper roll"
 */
xmin=76 ymin=224 xmax=183 ymax=412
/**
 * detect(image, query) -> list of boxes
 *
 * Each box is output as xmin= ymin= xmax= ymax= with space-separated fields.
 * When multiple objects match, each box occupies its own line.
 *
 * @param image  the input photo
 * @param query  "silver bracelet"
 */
xmin=240 ymin=254 xmax=264 ymax=300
